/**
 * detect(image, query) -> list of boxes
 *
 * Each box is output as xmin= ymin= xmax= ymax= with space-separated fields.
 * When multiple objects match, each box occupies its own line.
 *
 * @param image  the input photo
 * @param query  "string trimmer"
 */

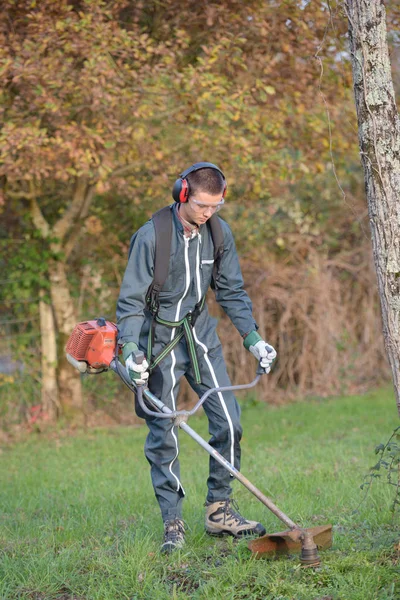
xmin=66 ymin=318 xmax=332 ymax=565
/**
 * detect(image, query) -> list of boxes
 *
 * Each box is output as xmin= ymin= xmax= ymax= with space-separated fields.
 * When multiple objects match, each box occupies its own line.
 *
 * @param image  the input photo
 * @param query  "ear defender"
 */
xmin=172 ymin=177 xmax=190 ymax=203
xmin=221 ymin=180 xmax=227 ymax=199
xmin=172 ymin=162 xmax=227 ymax=203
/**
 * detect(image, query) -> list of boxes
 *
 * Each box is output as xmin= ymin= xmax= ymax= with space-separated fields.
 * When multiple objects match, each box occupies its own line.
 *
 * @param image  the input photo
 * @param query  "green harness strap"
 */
xmin=147 ymin=297 xmax=205 ymax=384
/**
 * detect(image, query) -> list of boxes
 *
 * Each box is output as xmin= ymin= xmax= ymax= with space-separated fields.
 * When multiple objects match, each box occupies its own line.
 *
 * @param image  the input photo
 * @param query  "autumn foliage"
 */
xmin=0 ymin=1 xmax=397 ymax=425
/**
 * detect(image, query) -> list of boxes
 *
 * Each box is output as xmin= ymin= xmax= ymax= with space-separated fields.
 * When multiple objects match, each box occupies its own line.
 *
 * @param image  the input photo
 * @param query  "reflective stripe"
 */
xmin=192 ymin=328 xmax=235 ymax=466
xmin=196 ymin=235 xmax=202 ymax=303
xmin=192 ymin=237 xmax=235 ymax=472
xmin=168 ymin=349 xmax=182 ymax=493
xmin=168 ymin=236 xmax=191 ymax=493
xmin=171 ymin=236 xmax=191 ymax=339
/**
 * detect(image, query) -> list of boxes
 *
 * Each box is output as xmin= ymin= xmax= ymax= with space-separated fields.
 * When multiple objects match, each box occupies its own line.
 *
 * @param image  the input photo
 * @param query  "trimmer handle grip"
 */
xmin=257 ymin=361 xmax=266 ymax=375
xmin=133 ymin=350 xmax=145 ymax=365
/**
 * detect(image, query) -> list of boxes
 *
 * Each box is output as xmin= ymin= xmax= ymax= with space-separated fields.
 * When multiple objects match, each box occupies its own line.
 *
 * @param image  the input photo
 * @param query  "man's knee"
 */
xmin=212 ymin=417 xmax=242 ymax=444
xmin=145 ymin=425 xmax=179 ymax=461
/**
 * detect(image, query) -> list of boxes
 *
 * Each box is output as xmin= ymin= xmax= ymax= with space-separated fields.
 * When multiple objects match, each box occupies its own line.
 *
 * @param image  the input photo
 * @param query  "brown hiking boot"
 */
xmin=205 ymin=499 xmax=266 ymax=538
xmin=161 ymin=518 xmax=185 ymax=554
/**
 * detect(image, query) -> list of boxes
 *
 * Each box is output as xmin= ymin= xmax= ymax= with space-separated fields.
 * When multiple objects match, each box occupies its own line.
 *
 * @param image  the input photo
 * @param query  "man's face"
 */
xmin=179 ymin=190 xmax=225 ymax=226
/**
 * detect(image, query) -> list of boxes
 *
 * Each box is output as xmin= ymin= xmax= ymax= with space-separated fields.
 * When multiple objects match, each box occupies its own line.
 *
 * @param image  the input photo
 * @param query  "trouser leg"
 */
xmin=139 ymin=347 xmax=188 ymax=521
xmin=186 ymin=334 xmax=242 ymax=503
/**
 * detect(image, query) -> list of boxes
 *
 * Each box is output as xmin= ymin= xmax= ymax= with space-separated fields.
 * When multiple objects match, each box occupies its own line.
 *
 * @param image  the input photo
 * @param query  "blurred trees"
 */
xmin=0 ymin=0 xmax=398 ymax=423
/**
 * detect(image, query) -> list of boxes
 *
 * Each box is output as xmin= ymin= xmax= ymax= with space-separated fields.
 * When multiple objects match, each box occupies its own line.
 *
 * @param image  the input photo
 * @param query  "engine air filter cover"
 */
xmin=65 ymin=320 xmax=118 ymax=370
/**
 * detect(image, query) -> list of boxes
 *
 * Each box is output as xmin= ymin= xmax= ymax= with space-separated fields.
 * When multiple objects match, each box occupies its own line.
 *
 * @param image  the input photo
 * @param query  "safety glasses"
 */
xmin=190 ymin=197 xmax=225 ymax=213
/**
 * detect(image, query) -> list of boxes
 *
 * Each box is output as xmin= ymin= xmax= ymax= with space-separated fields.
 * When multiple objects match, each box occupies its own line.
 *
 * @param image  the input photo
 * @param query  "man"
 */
xmin=116 ymin=163 xmax=276 ymax=553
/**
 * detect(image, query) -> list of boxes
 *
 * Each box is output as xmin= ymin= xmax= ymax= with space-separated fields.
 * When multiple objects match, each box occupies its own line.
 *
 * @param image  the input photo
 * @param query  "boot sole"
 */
xmin=161 ymin=542 xmax=185 ymax=553
xmin=206 ymin=528 xmax=235 ymax=537
xmin=205 ymin=526 xmax=265 ymax=538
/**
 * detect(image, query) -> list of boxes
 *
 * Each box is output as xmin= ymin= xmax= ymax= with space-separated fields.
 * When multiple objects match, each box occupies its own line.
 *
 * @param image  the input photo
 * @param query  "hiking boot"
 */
xmin=205 ymin=499 xmax=266 ymax=538
xmin=161 ymin=518 xmax=185 ymax=554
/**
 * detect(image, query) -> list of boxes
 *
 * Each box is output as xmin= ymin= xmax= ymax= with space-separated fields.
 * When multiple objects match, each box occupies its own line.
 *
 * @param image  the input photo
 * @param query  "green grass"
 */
xmin=0 ymin=386 xmax=399 ymax=599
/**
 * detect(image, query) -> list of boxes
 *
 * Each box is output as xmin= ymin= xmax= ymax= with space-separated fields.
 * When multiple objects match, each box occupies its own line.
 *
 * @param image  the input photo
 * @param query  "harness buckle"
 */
xmin=147 ymin=283 xmax=161 ymax=315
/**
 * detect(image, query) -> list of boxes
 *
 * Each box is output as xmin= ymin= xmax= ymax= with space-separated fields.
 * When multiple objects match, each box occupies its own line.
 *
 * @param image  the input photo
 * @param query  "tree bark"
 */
xmin=29 ymin=179 xmax=95 ymax=422
xmin=39 ymin=289 xmax=59 ymax=420
xmin=345 ymin=0 xmax=400 ymax=416
xmin=48 ymin=258 xmax=84 ymax=423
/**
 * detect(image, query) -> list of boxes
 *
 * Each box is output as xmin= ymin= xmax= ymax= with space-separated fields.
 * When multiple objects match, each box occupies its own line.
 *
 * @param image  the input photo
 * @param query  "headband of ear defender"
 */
xmin=172 ymin=162 xmax=227 ymax=203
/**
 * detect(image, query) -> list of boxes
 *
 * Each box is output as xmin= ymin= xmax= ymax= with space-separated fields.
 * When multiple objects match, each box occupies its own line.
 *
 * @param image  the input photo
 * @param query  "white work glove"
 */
xmin=244 ymin=331 xmax=277 ymax=374
xmin=122 ymin=342 xmax=149 ymax=385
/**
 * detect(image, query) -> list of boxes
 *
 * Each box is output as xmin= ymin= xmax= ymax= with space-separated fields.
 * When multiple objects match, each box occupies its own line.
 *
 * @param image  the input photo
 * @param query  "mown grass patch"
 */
xmin=0 ymin=386 xmax=399 ymax=599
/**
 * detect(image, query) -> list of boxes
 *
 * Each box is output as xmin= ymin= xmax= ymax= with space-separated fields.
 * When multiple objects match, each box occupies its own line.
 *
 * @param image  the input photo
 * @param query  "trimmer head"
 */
xmin=248 ymin=524 xmax=333 ymax=565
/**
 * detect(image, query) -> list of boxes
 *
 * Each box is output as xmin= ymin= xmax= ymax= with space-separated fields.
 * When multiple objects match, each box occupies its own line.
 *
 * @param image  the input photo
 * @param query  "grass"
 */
xmin=0 ymin=386 xmax=399 ymax=600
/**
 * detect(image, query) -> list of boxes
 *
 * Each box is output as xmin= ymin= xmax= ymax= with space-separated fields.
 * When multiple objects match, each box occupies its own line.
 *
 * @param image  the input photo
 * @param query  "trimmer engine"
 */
xmin=66 ymin=318 xmax=118 ymax=373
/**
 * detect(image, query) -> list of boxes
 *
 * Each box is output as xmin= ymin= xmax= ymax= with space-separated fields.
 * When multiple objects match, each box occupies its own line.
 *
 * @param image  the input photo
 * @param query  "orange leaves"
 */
xmin=0 ymin=0 xmax=360 ymax=242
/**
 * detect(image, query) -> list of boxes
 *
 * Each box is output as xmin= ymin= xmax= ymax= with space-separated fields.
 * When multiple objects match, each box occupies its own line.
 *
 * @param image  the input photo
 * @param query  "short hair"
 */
xmin=186 ymin=167 xmax=225 ymax=197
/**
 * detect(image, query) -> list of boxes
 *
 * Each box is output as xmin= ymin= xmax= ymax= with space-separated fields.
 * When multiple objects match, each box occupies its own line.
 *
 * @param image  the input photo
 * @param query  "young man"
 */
xmin=116 ymin=163 xmax=276 ymax=553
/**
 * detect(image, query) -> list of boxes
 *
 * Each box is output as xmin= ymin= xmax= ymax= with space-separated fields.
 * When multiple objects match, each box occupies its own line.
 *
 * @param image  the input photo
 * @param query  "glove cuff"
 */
xmin=243 ymin=330 xmax=262 ymax=351
xmin=122 ymin=341 xmax=139 ymax=362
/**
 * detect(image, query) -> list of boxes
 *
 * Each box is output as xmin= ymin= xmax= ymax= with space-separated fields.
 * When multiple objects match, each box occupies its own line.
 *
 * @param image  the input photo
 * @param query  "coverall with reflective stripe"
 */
xmin=116 ymin=205 xmax=257 ymax=520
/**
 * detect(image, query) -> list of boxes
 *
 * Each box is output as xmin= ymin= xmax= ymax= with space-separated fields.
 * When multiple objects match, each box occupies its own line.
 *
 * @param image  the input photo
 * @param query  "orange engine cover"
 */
xmin=66 ymin=319 xmax=118 ymax=369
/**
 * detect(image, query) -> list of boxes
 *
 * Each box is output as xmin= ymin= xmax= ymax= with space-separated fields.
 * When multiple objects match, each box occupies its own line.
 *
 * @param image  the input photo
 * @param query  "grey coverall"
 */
xmin=116 ymin=204 xmax=258 ymax=521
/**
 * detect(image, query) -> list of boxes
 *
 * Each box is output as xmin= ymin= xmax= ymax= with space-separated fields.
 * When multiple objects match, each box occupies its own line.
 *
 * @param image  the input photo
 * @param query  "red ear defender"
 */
xmin=172 ymin=177 xmax=189 ymax=203
xmin=179 ymin=178 xmax=189 ymax=203
xmin=172 ymin=162 xmax=227 ymax=203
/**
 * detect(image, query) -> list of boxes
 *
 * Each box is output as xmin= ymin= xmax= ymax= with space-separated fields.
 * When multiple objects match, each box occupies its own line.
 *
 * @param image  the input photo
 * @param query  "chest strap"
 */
xmin=147 ymin=297 xmax=205 ymax=384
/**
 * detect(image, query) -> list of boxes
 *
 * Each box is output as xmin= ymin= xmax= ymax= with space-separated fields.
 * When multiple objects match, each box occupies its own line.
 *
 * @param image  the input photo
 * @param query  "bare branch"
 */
xmin=6 ymin=190 xmax=36 ymax=200
xmin=63 ymin=185 xmax=95 ymax=259
xmin=30 ymin=197 xmax=50 ymax=238
xmin=52 ymin=177 xmax=90 ymax=242
xmin=109 ymin=162 xmax=142 ymax=179
xmin=26 ymin=181 xmax=50 ymax=238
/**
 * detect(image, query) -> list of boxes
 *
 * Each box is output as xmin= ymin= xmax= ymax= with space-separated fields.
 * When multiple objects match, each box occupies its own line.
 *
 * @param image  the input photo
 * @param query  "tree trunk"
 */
xmin=49 ymin=257 xmax=84 ymax=423
xmin=39 ymin=290 xmax=59 ymax=420
xmin=29 ymin=181 xmax=95 ymax=423
xmin=346 ymin=0 xmax=400 ymax=416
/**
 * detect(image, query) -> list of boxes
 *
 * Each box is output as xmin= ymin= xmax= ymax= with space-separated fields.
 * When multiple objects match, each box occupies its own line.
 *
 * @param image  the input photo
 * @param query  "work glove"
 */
xmin=244 ymin=331 xmax=277 ymax=374
xmin=122 ymin=342 xmax=149 ymax=385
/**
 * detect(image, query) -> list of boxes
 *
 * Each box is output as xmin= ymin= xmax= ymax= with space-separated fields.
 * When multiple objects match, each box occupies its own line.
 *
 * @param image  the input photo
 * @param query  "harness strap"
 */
xmin=147 ymin=297 xmax=206 ymax=384
xmin=182 ymin=316 xmax=201 ymax=384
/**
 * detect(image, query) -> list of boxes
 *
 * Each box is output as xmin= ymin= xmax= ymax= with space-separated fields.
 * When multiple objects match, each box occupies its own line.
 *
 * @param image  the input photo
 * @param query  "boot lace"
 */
xmin=223 ymin=499 xmax=248 ymax=525
xmin=164 ymin=518 xmax=185 ymax=544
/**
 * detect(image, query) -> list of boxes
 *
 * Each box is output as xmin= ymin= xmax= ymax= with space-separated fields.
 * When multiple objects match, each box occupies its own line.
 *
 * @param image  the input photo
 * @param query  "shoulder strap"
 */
xmin=146 ymin=206 xmax=173 ymax=314
xmin=207 ymin=214 xmax=224 ymax=285
xmin=147 ymin=208 xmax=225 ymax=312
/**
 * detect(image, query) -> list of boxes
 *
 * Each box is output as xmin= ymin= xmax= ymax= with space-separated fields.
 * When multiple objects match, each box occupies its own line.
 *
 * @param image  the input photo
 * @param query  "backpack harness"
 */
xmin=145 ymin=206 xmax=224 ymax=384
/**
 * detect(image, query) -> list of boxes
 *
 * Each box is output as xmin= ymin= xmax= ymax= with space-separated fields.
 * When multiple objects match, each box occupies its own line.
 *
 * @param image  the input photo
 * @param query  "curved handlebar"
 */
xmin=112 ymin=357 xmax=267 ymax=420
xmin=138 ymin=374 xmax=262 ymax=419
